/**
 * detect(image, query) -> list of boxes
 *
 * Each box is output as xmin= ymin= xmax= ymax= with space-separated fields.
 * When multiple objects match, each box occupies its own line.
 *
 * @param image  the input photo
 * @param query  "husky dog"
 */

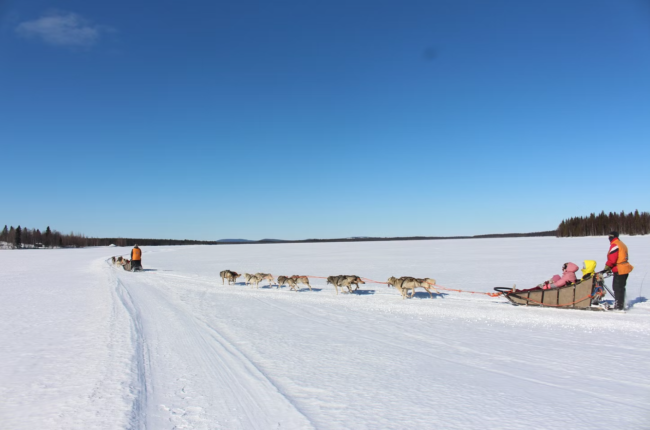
xmin=277 ymin=276 xmax=299 ymax=291
xmin=327 ymin=275 xmax=366 ymax=295
xmin=247 ymin=274 xmax=266 ymax=289
xmin=255 ymin=273 xmax=274 ymax=287
xmin=243 ymin=273 xmax=254 ymax=285
xmin=111 ymin=256 xmax=117 ymax=264
xmin=387 ymin=276 xmax=411 ymax=299
xmin=344 ymin=275 xmax=365 ymax=292
xmin=388 ymin=276 xmax=438 ymax=299
xmin=291 ymin=275 xmax=312 ymax=291
xmin=220 ymin=270 xmax=240 ymax=285
xmin=412 ymin=278 xmax=438 ymax=297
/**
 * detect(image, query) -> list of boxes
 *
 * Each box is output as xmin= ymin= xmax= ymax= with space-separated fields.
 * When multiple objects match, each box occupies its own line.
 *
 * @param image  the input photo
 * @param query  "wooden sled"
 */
xmin=494 ymin=274 xmax=606 ymax=310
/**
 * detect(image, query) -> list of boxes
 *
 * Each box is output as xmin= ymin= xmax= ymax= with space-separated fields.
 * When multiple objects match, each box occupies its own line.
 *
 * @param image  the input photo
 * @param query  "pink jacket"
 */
xmin=551 ymin=262 xmax=578 ymax=288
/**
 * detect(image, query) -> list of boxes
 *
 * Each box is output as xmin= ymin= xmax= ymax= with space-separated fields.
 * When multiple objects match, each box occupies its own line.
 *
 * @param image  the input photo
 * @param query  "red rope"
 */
xmin=430 ymin=284 xmax=503 ymax=297
xmin=361 ymin=277 xmax=389 ymax=284
xmin=299 ymin=275 xmax=502 ymax=296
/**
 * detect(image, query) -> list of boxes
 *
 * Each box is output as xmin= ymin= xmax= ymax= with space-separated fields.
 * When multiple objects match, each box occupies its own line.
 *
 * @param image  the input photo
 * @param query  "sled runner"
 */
xmin=494 ymin=273 xmax=608 ymax=310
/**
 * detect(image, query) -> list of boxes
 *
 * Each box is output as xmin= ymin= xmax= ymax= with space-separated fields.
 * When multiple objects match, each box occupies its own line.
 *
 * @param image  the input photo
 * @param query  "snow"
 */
xmin=1 ymin=236 xmax=649 ymax=429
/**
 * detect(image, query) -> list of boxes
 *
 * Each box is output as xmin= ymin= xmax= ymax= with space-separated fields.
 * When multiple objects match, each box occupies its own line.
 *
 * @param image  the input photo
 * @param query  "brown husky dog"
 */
xmin=220 ymin=270 xmax=241 ymax=285
xmin=290 ymin=276 xmax=312 ymax=291
xmin=388 ymin=276 xmax=438 ymax=299
xmin=277 ymin=276 xmax=299 ymax=291
xmin=326 ymin=275 xmax=366 ymax=294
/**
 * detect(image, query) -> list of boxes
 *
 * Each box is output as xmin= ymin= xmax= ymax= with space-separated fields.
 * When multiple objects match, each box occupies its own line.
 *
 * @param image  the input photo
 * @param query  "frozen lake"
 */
xmin=1 ymin=236 xmax=649 ymax=429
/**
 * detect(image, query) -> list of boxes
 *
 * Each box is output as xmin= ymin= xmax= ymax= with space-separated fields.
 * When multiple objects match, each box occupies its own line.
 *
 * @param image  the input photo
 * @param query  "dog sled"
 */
xmin=494 ymin=273 xmax=609 ymax=310
xmin=122 ymin=260 xmax=143 ymax=272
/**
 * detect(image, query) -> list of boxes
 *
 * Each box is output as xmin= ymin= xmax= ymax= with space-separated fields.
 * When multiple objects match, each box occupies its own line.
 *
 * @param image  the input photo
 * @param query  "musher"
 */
xmin=131 ymin=244 xmax=143 ymax=271
xmin=602 ymin=231 xmax=633 ymax=310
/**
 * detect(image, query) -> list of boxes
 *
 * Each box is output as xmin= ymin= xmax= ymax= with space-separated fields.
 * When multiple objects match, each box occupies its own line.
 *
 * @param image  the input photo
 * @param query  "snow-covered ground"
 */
xmin=1 ymin=236 xmax=649 ymax=429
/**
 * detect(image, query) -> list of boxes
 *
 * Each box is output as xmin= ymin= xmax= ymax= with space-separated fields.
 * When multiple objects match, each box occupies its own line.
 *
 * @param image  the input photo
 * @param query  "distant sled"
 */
xmin=122 ymin=259 xmax=143 ymax=272
xmin=494 ymin=273 xmax=608 ymax=310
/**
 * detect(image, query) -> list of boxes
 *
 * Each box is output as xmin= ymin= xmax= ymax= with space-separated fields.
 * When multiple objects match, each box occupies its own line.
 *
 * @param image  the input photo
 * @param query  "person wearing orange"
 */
xmin=602 ymin=231 xmax=633 ymax=310
xmin=131 ymin=244 xmax=143 ymax=270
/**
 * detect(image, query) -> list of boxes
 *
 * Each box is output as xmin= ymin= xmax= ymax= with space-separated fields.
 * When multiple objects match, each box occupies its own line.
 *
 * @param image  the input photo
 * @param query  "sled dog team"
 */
xmin=219 ymin=271 xmax=315 ymax=291
xmin=219 ymin=270 xmax=437 ymax=298
xmin=111 ymin=256 xmax=129 ymax=266
xmin=110 ymin=245 xmax=143 ymax=272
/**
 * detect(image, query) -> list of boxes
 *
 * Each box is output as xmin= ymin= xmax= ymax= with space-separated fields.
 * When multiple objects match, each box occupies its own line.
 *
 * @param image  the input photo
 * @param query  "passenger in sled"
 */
xmin=516 ymin=262 xmax=579 ymax=292
xmin=580 ymin=259 xmax=607 ymax=305
xmin=534 ymin=262 xmax=579 ymax=290
xmin=580 ymin=260 xmax=597 ymax=280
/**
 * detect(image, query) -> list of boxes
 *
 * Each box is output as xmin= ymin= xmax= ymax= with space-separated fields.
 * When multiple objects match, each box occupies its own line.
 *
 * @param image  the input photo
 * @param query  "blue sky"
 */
xmin=1 ymin=0 xmax=649 ymax=240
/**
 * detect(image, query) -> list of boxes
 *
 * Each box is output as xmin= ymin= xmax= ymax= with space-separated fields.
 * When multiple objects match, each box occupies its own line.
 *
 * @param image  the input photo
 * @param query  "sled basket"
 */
xmin=494 ymin=275 xmax=602 ymax=310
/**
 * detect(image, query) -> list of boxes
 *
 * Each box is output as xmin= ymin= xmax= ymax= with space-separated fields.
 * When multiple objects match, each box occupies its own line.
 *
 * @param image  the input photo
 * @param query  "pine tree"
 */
xmin=0 ymin=225 xmax=7 ymax=242
xmin=557 ymin=210 xmax=650 ymax=237
xmin=44 ymin=226 xmax=52 ymax=248
xmin=15 ymin=226 xmax=22 ymax=248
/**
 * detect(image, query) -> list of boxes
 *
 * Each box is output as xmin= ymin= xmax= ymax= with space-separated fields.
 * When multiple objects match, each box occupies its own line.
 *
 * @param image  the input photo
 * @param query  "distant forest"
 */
xmin=557 ymin=210 xmax=650 ymax=237
xmin=0 ymin=225 xmax=220 ymax=249
xmin=1 ymin=211 xmax=647 ymax=249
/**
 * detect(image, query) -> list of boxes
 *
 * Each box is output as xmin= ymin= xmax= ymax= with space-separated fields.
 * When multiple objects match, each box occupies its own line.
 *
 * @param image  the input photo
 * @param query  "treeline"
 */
xmin=1 ymin=226 xmax=68 ymax=248
xmin=557 ymin=210 xmax=650 ymax=237
xmin=0 ymin=225 xmax=220 ymax=248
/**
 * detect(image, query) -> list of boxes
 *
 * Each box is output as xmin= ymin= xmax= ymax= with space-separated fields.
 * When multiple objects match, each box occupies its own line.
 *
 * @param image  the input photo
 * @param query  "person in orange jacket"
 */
xmin=131 ymin=244 xmax=142 ymax=270
xmin=602 ymin=231 xmax=633 ymax=310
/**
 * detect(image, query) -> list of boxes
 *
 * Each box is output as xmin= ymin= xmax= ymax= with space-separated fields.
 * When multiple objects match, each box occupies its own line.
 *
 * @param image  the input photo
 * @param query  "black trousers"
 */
xmin=612 ymin=273 xmax=628 ymax=310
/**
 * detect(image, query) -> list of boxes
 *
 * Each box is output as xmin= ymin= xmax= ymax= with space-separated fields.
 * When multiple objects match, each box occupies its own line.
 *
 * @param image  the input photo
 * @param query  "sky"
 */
xmin=1 ymin=0 xmax=649 ymax=240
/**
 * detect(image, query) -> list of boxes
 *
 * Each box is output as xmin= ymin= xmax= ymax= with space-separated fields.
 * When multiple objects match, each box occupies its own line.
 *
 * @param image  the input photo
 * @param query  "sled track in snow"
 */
xmin=248 ymin=294 xmax=650 ymax=412
xmin=107 ymin=260 xmax=149 ymax=430
xmin=108 ymin=262 xmax=314 ymax=429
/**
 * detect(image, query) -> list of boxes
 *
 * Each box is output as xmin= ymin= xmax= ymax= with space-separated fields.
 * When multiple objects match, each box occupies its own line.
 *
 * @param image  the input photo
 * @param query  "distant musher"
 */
xmin=131 ymin=244 xmax=143 ymax=271
xmin=602 ymin=231 xmax=633 ymax=310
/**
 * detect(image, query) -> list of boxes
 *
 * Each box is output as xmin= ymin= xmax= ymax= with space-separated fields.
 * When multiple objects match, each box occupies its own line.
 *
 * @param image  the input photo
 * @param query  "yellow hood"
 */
xmin=582 ymin=260 xmax=597 ymax=277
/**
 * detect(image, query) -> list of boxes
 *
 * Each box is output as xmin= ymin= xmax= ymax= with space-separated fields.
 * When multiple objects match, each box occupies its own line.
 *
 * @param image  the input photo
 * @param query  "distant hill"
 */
xmin=0 ymin=226 xmax=557 ymax=249
xmin=218 ymin=231 xmax=557 ymax=245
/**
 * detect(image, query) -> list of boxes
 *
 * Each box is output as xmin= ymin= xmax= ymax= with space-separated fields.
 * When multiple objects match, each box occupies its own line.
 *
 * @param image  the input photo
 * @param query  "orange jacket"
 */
xmin=131 ymin=247 xmax=142 ymax=261
xmin=606 ymin=238 xmax=633 ymax=275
